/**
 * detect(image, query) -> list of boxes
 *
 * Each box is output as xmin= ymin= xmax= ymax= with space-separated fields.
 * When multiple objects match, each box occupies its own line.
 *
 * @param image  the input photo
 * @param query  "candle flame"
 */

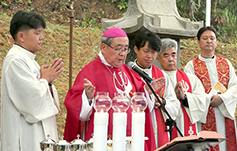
xmin=100 ymin=109 xmax=104 ymax=113
xmin=118 ymin=108 xmax=121 ymax=113
xmin=137 ymin=107 xmax=140 ymax=112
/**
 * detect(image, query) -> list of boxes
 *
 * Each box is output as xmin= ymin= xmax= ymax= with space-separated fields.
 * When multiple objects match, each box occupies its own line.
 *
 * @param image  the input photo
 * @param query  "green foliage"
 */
xmin=106 ymin=0 xmax=128 ymax=10
xmin=27 ymin=8 xmax=34 ymax=12
xmin=212 ymin=0 xmax=237 ymax=43
xmin=1 ymin=1 xmax=8 ymax=6
xmin=215 ymin=8 xmax=237 ymax=43
xmin=176 ymin=0 xmax=237 ymax=43
xmin=27 ymin=0 xmax=32 ymax=4
xmin=117 ymin=0 xmax=128 ymax=10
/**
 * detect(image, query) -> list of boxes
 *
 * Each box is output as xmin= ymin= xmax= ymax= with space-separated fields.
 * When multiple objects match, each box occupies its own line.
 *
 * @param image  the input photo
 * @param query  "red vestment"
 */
xmin=172 ymin=69 xmax=197 ymax=138
xmin=64 ymin=57 xmax=156 ymax=151
xmin=193 ymin=56 xmax=237 ymax=151
xmin=130 ymin=64 xmax=169 ymax=148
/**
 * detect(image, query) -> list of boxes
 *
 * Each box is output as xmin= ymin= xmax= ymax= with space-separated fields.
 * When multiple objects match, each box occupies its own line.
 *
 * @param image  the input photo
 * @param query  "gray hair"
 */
xmin=158 ymin=38 xmax=178 ymax=56
xmin=101 ymin=37 xmax=114 ymax=45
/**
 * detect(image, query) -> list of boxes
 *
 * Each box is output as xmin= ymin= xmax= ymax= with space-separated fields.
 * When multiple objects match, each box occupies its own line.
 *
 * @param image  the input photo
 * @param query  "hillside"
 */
xmin=0 ymin=14 xmax=104 ymax=137
xmin=1 ymin=4 xmax=237 ymax=138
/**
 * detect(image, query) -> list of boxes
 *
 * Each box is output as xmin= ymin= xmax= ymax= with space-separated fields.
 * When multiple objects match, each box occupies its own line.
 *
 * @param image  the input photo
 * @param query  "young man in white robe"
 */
xmin=131 ymin=31 xmax=180 ymax=147
xmin=156 ymin=38 xmax=210 ymax=140
xmin=1 ymin=10 xmax=64 ymax=151
xmin=184 ymin=26 xmax=237 ymax=151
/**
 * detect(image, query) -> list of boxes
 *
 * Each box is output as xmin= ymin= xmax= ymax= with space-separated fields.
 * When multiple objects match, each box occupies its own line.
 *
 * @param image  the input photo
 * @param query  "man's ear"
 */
xmin=134 ymin=46 xmax=138 ymax=54
xmin=156 ymin=56 xmax=160 ymax=63
xmin=17 ymin=31 xmax=25 ymax=43
xmin=101 ymin=43 xmax=107 ymax=53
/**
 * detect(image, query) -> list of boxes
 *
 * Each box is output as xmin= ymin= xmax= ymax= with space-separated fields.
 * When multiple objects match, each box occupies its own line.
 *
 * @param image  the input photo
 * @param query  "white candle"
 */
xmin=112 ymin=112 xmax=127 ymax=151
xmin=131 ymin=112 xmax=145 ymax=151
xmin=93 ymin=112 xmax=109 ymax=151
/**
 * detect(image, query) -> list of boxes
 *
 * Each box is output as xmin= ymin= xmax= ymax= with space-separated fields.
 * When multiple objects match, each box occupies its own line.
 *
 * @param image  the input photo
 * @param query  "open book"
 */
xmin=156 ymin=131 xmax=225 ymax=151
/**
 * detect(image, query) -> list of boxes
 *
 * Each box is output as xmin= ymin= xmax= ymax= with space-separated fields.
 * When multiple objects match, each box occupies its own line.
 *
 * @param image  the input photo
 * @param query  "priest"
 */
xmin=64 ymin=27 xmax=159 ymax=151
xmin=184 ymin=26 xmax=237 ymax=151
xmin=157 ymin=38 xmax=210 ymax=139
xmin=131 ymin=31 xmax=180 ymax=147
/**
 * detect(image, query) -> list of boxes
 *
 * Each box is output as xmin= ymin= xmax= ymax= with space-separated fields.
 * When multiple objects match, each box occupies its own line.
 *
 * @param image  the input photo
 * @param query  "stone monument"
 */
xmin=101 ymin=0 xmax=203 ymax=68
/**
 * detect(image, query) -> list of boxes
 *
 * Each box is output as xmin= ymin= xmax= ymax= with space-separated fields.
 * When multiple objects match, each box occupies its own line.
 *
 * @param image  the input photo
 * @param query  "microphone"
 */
xmin=127 ymin=61 xmax=153 ymax=83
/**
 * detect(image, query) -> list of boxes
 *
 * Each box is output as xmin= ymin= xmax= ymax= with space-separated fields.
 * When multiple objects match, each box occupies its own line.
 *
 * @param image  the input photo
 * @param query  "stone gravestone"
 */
xmin=101 ymin=0 xmax=203 ymax=68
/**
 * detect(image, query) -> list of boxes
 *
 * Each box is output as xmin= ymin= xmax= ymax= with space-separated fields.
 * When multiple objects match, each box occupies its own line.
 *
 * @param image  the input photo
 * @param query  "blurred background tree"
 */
xmin=1 ymin=0 xmax=236 ymax=44
xmin=176 ymin=0 xmax=237 ymax=44
xmin=108 ymin=0 xmax=237 ymax=43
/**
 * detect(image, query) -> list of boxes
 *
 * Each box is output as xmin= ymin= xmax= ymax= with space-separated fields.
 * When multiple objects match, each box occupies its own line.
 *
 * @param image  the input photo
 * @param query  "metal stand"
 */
xmin=144 ymin=79 xmax=183 ymax=140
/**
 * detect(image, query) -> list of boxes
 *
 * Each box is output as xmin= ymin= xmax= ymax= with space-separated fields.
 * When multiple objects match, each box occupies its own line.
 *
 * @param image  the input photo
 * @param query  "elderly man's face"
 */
xmin=157 ymin=47 xmax=177 ymax=71
xmin=101 ymin=37 xmax=129 ymax=68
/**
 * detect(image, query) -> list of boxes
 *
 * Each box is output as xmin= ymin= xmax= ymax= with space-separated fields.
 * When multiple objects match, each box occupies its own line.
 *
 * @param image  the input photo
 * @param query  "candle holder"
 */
xmin=112 ymin=92 xmax=129 ymax=151
xmin=130 ymin=92 xmax=147 ymax=112
xmin=112 ymin=92 xmax=130 ymax=112
xmin=130 ymin=92 xmax=147 ymax=151
xmin=94 ymin=92 xmax=111 ymax=112
xmin=93 ymin=92 xmax=111 ymax=151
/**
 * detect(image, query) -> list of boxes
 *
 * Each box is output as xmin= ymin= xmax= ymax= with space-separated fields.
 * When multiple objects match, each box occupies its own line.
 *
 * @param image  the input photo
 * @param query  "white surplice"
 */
xmin=164 ymin=70 xmax=210 ymax=137
xmin=134 ymin=62 xmax=180 ymax=147
xmin=1 ymin=44 xmax=60 ymax=151
xmin=184 ymin=55 xmax=237 ymax=151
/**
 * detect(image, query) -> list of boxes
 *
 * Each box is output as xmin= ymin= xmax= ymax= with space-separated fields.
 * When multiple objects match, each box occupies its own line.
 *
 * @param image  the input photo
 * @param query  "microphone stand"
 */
xmin=144 ymin=78 xmax=183 ymax=141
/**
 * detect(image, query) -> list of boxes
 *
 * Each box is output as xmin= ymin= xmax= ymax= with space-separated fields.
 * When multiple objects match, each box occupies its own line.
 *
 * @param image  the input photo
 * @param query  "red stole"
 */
xmin=152 ymin=65 xmax=169 ymax=147
xmin=129 ymin=64 xmax=169 ymax=147
xmin=193 ymin=56 xmax=237 ymax=151
xmin=172 ymin=69 xmax=197 ymax=139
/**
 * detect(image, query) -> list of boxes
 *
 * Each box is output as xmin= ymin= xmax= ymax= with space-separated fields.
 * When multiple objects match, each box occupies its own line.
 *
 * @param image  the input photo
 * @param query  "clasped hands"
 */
xmin=174 ymin=81 xmax=186 ymax=100
xmin=210 ymin=95 xmax=223 ymax=107
xmin=40 ymin=58 xmax=64 ymax=84
xmin=175 ymin=81 xmax=223 ymax=107
xmin=144 ymin=77 xmax=166 ymax=108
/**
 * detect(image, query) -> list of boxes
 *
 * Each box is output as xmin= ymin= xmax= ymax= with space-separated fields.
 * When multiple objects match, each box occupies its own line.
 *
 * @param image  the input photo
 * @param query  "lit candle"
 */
xmin=131 ymin=111 xmax=145 ymax=151
xmin=113 ymin=112 xmax=127 ymax=151
xmin=93 ymin=111 xmax=109 ymax=151
xmin=112 ymin=92 xmax=129 ymax=151
xmin=93 ymin=92 xmax=111 ymax=151
xmin=130 ymin=92 xmax=147 ymax=151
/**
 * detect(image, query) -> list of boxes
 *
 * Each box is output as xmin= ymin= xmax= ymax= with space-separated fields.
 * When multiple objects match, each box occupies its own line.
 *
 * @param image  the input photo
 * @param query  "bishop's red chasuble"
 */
xmin=64 ymin=57 xmax=156 ymax=151
xmin=193 ymin=56 xmax=237 ymax=151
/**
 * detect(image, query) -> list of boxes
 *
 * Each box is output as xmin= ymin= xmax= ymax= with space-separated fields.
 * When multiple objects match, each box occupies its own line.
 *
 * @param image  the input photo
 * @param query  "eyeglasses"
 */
xmin=104 ymin=43 xmax=130 ymax=53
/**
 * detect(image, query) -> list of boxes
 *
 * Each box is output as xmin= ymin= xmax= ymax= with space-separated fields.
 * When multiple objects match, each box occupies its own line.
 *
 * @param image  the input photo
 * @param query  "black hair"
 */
xmin=10 ymin=10 xmax=46 ymax=40
xmin=197 ymin=26 xmax=218 ymax=40
xmin=134 ymin=30 xmax=161 ymax=52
